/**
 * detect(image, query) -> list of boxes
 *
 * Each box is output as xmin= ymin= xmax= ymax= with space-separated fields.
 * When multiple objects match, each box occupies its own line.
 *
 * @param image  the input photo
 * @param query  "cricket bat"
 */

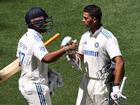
xmin=0 ymin=33 xmax=60 ymax=83
xmin=120 ymin=76 xmax=127 ymax=93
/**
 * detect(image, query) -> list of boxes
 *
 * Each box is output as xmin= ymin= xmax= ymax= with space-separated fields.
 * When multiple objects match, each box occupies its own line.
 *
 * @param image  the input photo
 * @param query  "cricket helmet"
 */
xmin=25 ymin=7 xmax=53 ymax=32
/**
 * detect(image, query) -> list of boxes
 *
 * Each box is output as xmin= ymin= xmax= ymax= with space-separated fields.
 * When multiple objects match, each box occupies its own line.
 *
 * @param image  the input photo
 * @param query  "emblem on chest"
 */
xmin=94 ymin=42 xmax=99 ymax=48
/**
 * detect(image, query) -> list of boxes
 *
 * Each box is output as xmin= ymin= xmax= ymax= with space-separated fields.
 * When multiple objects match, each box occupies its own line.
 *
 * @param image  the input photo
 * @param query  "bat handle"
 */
xmin=44 ymin=33 xmax=60 ymax=46
xmin=120 ymin=76 xmax=127 ymax=93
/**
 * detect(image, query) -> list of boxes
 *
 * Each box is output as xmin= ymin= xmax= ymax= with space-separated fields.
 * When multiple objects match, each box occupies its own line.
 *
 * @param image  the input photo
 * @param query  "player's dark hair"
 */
xmin=83 ymin=4 xmax=102 ymax=23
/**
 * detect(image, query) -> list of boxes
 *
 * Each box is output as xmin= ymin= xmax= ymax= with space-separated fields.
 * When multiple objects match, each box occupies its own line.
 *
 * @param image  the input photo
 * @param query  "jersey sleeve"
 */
xmin=105 ymin=36 xmax=122 ymax=59
xmin=33 ymin=40 xmax=48 ymax=61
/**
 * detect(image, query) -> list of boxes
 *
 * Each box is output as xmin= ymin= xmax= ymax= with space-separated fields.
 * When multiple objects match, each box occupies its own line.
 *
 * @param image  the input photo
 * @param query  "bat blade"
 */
xmin=0 ymin=33 xmax=60 ymax=83
xmin=0 ymin=59 xmax=21 ymax=83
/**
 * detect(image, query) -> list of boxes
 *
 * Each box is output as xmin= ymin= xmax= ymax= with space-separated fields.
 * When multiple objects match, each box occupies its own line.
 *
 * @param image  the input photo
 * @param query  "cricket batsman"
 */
xmin=16 ymin=7 xmax=77 ymax=105
xmin=61 ymin=4 xmax=127 ymax=105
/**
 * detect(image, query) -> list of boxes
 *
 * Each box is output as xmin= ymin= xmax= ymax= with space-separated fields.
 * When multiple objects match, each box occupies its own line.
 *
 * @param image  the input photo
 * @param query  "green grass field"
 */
xmin=0 ymin=0 xmax=140 ymax=105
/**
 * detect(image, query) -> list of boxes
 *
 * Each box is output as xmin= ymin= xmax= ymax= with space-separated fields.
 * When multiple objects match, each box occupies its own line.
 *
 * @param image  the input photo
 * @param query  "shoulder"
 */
xmin=27 ymin=30 xmax=43 ymax=44
xmin=81 ymin=31 xmax=90 ymax=40
xmin=100 ymin=27 xmax=116 ymax=40
xmin=18 ymin=32 xmax=28 ymax=43
xmin=83 ymin=31 xmax=90 ymax=36
xmin=98 ymin=27 xmax=119 ymax=47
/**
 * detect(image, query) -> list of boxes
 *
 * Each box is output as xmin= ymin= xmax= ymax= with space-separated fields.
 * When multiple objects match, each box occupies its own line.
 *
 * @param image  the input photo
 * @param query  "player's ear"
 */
xmin=92 ymin=17 xmax=97 ymax=23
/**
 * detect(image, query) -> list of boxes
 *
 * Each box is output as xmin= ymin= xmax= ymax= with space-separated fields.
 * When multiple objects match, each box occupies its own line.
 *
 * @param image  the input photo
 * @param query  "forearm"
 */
xmin=42 ymin=47 xmax=67 ymax=63
xmin=113 ymin=56 xmax=124 ymax=85
xmin=42 ymin=42 xmax=78 ymax=63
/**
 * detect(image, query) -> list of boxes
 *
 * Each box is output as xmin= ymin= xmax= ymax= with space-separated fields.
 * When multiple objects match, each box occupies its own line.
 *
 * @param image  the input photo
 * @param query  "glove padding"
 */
xmin=111 ymin=86 xmax=127 ymax=105
xmin=95 ymin=61 xmax=115 ymax=83
xmin=48 ymin=68 xmax=63 ymax=96
xmin=104 ymin=61 xmax=115 ymax=84
xmin=61 ymin=36 xmax=72 ymax=46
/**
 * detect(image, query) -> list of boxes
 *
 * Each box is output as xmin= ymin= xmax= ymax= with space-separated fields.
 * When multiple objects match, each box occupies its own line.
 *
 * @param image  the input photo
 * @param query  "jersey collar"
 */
xmin=27 ymin=28 xmax=43 ymax=40
xmin=90 ymin=26 xmax=103 ymax=38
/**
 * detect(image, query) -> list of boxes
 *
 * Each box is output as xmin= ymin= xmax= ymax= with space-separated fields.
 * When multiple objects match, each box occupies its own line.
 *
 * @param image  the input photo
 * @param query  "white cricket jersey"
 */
xmin=78 ymin=26 xmax=122 ymax=78
xmin=16 ymin=28 xmax=49 ymax=85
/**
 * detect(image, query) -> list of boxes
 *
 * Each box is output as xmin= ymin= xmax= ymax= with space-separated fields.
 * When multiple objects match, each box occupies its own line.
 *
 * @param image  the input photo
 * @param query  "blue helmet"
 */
xmin=25 ymin=7 xmax=53 ymax=32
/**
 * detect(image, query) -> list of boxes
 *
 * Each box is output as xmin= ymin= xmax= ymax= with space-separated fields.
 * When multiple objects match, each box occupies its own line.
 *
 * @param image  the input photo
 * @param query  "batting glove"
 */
xmin=61 ymin=36 xmax=72 ymax=46
xmin=66 ymin=54 xmax=82 ymax=71
xmin=111 ymin=86 xmax=127 ymax=105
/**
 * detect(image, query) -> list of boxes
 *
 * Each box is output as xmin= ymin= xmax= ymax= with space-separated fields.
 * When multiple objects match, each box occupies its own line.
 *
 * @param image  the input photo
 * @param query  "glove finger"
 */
xmin=120 ymin=94 xmax=127 ymax=100
xmin=61 ymin=36 xmax=72 ymax=46
xmin=114 ymin=100 xmax=119 ymax=105
xmin=116 ymin=97 xmax=126 ymax=105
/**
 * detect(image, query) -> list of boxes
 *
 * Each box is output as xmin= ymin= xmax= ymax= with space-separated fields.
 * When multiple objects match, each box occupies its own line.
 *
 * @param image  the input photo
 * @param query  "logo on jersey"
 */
xmin=84 ymin=50 xmax=99 ymax=56
xmin=94 ymin=42 xmax=99 ymax=48
xmin=34 ymin=35 xmax=42 ymax=42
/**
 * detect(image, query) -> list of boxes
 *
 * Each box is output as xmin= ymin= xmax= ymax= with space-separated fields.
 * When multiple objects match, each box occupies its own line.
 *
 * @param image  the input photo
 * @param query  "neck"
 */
xmin=90 ymin=24 xmax=102 ymax=34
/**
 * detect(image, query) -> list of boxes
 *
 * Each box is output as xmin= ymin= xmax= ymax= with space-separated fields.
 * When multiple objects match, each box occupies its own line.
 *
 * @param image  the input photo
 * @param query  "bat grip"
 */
xmin=44 ymin=33 xmax=60 ymax=46
xmin=120 ymin=76 xmax=127 ymax=93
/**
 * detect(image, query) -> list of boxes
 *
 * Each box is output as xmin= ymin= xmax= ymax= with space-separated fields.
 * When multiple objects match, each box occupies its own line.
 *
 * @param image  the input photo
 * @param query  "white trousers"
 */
xmin=76 ymin=75 xmax=109 ymax=105
xmin=19 ymin=81 xmax=52 ymax=105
